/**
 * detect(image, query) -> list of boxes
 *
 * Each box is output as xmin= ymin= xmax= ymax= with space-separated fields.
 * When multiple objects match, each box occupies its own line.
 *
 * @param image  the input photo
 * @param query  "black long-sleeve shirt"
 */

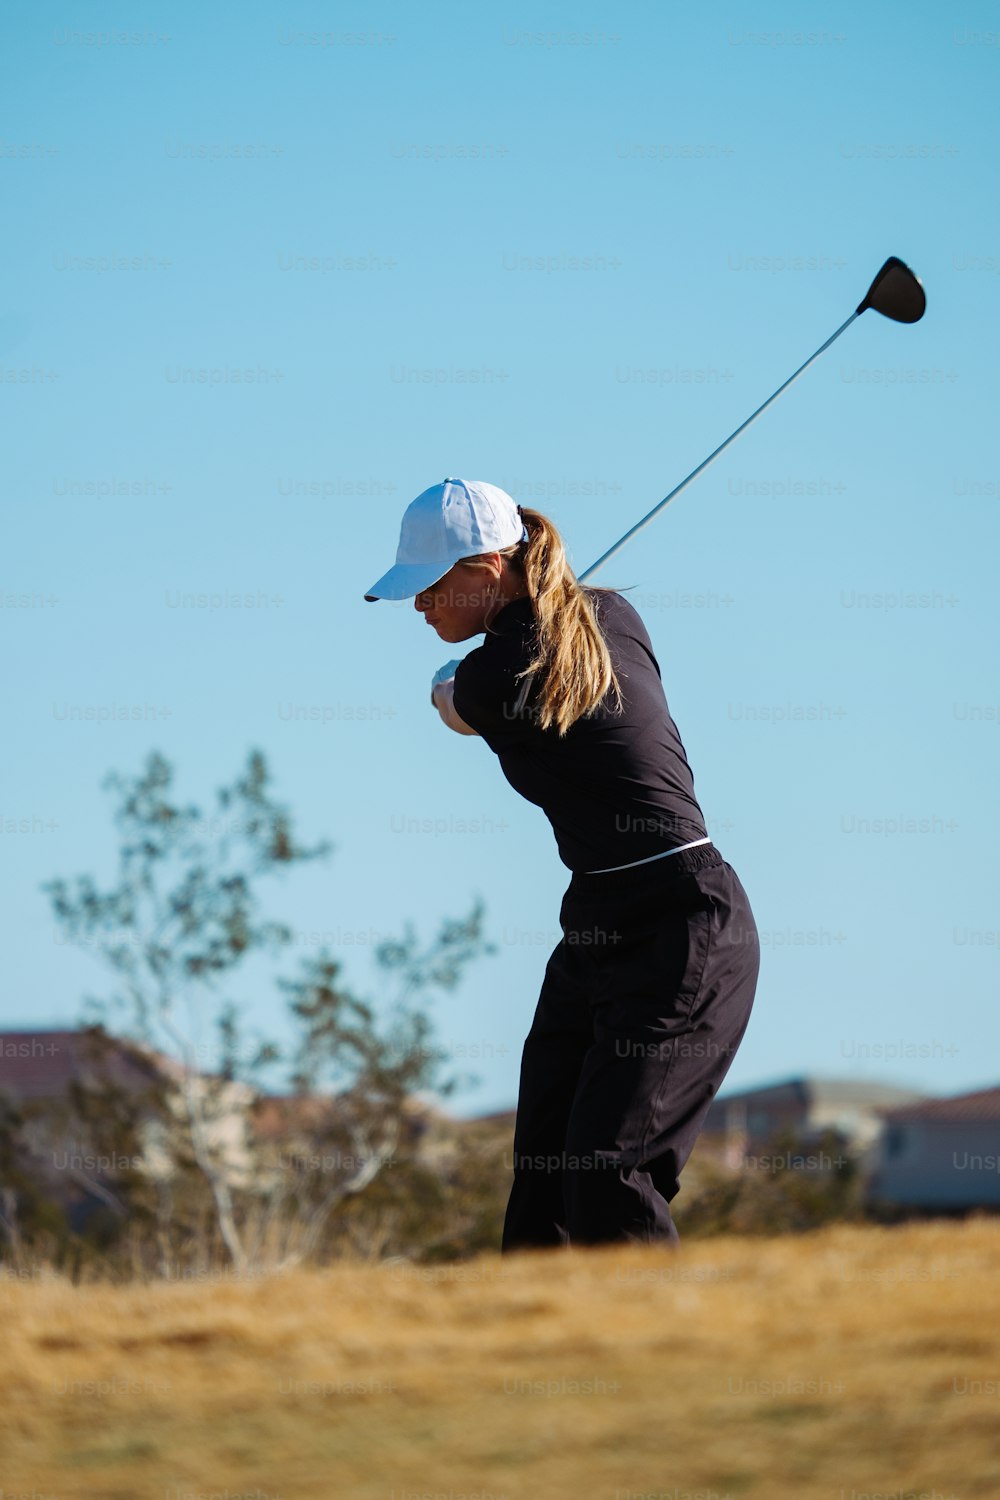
xmin=451 ymin=587 xmax=710 ymax=873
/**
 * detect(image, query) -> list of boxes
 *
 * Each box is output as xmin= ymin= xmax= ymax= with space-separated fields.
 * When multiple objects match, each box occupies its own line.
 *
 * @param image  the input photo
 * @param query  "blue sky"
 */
xmin=4 ymin=2 xmax=998 ymax=1117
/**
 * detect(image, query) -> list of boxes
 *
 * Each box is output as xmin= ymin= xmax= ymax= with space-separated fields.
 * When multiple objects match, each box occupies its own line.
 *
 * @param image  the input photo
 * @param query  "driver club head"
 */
xmin=856 ymin=255 xmax=926 ymax=323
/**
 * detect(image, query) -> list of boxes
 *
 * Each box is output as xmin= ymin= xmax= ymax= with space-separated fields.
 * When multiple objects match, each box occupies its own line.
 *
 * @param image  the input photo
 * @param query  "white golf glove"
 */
xmin=429 ymin=659 xmax=464 ymax=703
xmin=429 ymin=661 xmax=479 ymax=737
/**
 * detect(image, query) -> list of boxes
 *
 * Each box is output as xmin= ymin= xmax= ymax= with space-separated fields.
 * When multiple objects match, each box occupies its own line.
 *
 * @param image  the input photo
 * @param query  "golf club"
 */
xmin=511 ymin=254 xmax=926 ymax=717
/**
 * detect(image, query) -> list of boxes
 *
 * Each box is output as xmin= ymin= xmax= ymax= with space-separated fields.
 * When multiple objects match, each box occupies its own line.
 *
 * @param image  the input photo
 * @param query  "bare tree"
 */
xmin=40 ymin=748 xmax=495 ymax=1273
xmin=260 ymin=901 xmax=495 ymax=1267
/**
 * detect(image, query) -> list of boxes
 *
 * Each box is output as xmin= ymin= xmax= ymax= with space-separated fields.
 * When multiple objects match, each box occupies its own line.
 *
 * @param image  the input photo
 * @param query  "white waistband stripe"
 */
xmin=583 ymin=836 xmax=713 ymax=876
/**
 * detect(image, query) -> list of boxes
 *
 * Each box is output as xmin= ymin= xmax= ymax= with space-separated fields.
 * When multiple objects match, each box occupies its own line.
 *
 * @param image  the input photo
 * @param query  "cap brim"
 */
xmin=363 ymin=560 xmax=453 ymax=602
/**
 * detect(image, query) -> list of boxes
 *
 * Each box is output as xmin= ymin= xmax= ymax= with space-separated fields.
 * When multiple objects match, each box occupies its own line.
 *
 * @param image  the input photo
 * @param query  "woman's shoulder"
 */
xmin=585 ymin=586 xmax=647 ymax=631
xmin=488 ymin=587 xmax=647 ymax=645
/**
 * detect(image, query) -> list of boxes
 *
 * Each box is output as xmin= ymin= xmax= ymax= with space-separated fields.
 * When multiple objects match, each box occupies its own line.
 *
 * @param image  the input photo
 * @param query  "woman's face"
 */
xmin=414 ymin=558 xmax=501 ymax=642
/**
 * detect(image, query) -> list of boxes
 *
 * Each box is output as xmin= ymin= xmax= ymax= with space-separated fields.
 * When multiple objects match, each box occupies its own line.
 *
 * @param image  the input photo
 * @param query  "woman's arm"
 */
xmin=431 ymin=677 xmax=480 ymax=737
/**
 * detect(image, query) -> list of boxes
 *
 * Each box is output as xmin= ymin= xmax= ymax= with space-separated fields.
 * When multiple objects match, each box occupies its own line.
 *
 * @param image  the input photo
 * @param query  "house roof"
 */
xmin=0 ymin=1028 xmax=175 ymax=1102
xmin=806 ymin=1077 xmax=928 ymax=1109
xmin=251 ymin=1093 xmax=332 ymax=1140
xmin=877 ymin=1086 xmax=1000 ymax=1123
xmin=710 ymin=1076 xmax=929 ymax=1110
xmin=251 ymin=1091 xmax=451 ymax=1141
xmin=0 ymin=1027 xmax=230 ymax=1108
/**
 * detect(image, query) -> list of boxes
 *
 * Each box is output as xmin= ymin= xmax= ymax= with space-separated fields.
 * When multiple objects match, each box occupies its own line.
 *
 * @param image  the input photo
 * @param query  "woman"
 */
xmin=364 ymin=477 xmax=760 ymax=1252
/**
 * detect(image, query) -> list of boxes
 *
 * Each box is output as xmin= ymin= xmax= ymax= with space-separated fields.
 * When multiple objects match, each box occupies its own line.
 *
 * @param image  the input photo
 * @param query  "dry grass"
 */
xmin=2 ymin=1218 xmax=999 ymax=1499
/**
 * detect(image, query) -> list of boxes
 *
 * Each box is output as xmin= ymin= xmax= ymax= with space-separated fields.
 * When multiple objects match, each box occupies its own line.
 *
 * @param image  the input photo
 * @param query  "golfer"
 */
xmin=364 ymin=478 xmax=760 ymax=1252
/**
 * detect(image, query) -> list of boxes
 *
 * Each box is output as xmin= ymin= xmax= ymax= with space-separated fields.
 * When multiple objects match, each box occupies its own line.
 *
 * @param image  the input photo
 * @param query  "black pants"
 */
xmin=501 ymin=844 xmax=759 ymax=1253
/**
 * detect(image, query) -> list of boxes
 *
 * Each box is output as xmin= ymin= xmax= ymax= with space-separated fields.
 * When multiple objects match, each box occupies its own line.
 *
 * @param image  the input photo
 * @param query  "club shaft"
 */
xmin=578 ymin=308 xmax=862 ymax=583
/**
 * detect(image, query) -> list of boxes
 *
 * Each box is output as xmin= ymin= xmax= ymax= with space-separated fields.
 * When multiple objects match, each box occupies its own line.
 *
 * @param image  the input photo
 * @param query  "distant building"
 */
xmin=0 ymin=1027 xmax=256 ymax=1230
xmin=700 ymin=1076 xmax=929 ymax=1168
xmin=0 ymin=1030 xmax=454 ymax=1230
xmin=867 ymin=1086 xmax=1000 ymax=1213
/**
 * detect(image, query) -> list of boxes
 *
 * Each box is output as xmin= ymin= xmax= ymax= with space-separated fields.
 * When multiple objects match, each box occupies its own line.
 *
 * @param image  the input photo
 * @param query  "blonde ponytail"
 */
xmin=462 ymin=506 xmax=625 ymax=738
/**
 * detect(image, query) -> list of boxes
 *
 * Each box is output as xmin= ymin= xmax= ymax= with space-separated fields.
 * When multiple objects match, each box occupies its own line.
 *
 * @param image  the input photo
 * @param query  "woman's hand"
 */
xmin=430 ymin=659 xmax=465 ymax=705
xmin=430 ymin=674 xmax=479 ymax=736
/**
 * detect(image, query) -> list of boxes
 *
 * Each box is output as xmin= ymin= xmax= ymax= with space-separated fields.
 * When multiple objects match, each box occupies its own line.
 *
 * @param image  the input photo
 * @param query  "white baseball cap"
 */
xmin=363 ymin=478 xmax=529 ymax=602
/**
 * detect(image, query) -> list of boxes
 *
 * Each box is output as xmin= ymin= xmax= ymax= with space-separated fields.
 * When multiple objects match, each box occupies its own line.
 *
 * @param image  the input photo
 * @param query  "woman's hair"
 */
xmin=461 ymin=505 xmax=625 ymax=738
